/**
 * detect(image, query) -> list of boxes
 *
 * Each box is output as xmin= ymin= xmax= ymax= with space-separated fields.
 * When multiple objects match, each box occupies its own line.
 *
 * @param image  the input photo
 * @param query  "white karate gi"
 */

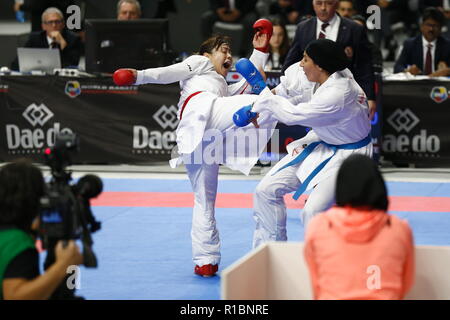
xmin=251 ymin=65 xmax=373 ymax=248
xmin=136 ymin=50 xmax=276 ymax=267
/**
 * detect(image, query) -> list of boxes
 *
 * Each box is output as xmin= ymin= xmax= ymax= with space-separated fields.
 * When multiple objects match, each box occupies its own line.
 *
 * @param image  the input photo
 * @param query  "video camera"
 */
xmin=39 ymin=132 xmax=102 ymax=268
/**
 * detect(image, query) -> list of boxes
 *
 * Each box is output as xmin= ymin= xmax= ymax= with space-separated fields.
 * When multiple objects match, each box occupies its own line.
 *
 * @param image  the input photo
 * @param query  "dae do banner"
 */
xmin=381 ymin=80 xmax=450 ymax=166
xmin=0 ymin=75 xmax=180 ymax=163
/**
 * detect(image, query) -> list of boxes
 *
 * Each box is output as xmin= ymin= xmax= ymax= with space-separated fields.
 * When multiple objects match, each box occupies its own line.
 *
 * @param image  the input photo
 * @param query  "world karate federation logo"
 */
xmin=430 ymin=86 xmax=448 ymax=103
xmin=65 ymin=81 xmax=81 ymax=98
xmin=387 ymin=108 xmax=420 ymax=133
xmin=22 ymin=103 xmax=54 ymax=127
xmin=153 ymin=105 xmax=179 ymax=130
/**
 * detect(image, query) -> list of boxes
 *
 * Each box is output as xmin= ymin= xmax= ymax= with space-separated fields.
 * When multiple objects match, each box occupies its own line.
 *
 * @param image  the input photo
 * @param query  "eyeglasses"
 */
xmin=423 ymin=23 xmax=441 ymax=29
xmin=43 ymin=19 xmax=63 ymax=25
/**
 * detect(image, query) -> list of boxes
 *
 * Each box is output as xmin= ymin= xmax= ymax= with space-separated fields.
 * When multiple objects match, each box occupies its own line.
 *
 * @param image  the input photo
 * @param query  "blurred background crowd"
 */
xmin=1 ymin=0 xmax=450 ymax=75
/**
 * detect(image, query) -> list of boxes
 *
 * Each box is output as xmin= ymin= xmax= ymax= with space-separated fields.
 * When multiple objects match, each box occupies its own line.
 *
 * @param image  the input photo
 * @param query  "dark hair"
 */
xmin=0 ymin=159 xmax=45 ymax=231
xmin=198 ymin=34 xmax=232 ymax=55
xmin=422 ymin=7 xmax=446 ymax=27
xmin=336 ymin=154 xmax=388 ymax=211
xmin=270 ymin=18 xmax=290 ymax=65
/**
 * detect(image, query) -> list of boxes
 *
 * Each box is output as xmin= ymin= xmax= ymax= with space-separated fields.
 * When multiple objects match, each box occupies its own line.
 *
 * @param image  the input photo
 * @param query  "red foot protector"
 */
xmin=113 ymin=69 xmax=136 ymax=86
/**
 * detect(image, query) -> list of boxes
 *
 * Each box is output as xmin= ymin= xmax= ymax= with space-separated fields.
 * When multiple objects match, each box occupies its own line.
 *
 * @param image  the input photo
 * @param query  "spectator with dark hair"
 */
xmin=421 ymin=1 xmax=450 ymax=38
xmin=200 ymin=0 xmax=258 ymax=57
xmin=304 ymin=154 xmax=415 ymax=300
xmin=10 ymin=7 xmax=83 ymax=71
xmin=337 ymin=0 xmax=355 ymax=18
xmin=282 ymin=0 xmax=376 ymax=119
xmin=0 ymin=159 xmax=83 ymax=300
xmin=394 ymin=7 xmax=450 ymax=76
xmin=266 ymin=19 xmax=290 ymax=70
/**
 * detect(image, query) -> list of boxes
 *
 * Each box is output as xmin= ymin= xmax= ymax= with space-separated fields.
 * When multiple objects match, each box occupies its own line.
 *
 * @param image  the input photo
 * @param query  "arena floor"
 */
xmin=32 ymin=162 xmax=450 ymax=300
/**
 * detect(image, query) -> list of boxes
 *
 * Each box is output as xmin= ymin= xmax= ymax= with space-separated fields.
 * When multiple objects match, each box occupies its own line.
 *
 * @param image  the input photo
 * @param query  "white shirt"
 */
xmin=46 ymin=35 xmax=55 ymax=47
xmin=422 ymin=36 xmax=437 ymax=73
xmin=316 ymin=14 xmax=340 ymax=41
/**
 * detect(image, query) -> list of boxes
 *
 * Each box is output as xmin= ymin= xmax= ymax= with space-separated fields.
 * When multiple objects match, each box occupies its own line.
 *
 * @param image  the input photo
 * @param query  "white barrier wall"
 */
xmin=221 ymin=242 xmax=450 ymax=300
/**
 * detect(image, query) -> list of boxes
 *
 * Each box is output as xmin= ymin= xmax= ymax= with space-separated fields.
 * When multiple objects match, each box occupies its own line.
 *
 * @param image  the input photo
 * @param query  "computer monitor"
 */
xmin=85 ymin=19 xmax=173 ymax=73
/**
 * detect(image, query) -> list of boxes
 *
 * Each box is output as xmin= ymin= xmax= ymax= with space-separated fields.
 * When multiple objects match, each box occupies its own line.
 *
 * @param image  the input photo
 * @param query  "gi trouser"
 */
xmin=186 ymin=162 xmax=221 ymax=267
xmin=252 ymin=152 xmax=337 ymax=249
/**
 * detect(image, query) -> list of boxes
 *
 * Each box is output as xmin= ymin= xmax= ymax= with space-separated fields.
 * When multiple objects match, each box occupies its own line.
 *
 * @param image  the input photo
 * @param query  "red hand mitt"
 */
xmin=113 ymin=69 xmax=136 ymax=86
xmin=253 ymin=19 xmax=273 ymax=53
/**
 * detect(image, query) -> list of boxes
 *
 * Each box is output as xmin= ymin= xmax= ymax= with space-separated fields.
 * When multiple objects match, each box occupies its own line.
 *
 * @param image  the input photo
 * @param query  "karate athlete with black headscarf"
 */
xmin=113 ymin=20 xmax=277 ymax=277
xmin=234 ymin=39 xmax=373 ymax=248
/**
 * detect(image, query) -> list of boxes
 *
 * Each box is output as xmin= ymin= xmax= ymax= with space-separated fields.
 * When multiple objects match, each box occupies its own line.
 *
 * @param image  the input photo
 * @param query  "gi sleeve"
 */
xmin=253 ymin=85 xmax=345 ymax=127
xmin=135 ymin=55 xmax=213 ymax=85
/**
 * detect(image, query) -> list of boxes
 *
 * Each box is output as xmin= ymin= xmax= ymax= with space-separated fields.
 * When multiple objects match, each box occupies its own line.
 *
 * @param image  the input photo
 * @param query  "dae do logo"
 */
xmin=132 ymin=105 xmax=178 ymax=152
xmin=382 ymin=108 xmax=440 ymax=153
xmin=6 ymin=103 xmax=73 ymax=150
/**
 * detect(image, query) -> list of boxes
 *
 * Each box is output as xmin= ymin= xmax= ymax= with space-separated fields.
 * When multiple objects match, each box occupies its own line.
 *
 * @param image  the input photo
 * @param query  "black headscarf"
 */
xmin=305 ymin=39 xmax=350 ymax=74
xmin=335 ymin=154 xmax=388 ymax=211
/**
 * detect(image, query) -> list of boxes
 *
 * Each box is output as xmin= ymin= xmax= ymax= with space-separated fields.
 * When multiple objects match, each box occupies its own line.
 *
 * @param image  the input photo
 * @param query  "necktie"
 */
xmin=50 ymin=41 xmax=59 ymax=49
xmin=424 ymin=43 xmax=433 ymax=75
xmin=318 ymin=22 xmax=329 ymax=39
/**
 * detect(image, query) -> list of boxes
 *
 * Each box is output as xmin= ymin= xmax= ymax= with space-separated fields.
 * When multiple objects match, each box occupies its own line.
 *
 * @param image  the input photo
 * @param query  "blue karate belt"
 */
xmin=272 ymin=135 xmax=372 ymax=200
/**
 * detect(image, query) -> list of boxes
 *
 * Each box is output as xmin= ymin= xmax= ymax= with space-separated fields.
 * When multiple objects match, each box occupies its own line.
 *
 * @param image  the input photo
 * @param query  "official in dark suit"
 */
xmin=11 ymin=7 xmax=82 ymax=71
xmin=394 ymin=7 xmax=450 ymax=76
xmin=282 ymin=0 xmax=376 ymax=119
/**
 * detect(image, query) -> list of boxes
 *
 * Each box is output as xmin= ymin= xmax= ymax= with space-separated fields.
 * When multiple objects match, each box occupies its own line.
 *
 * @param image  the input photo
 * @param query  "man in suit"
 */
xmin=394 ymin=7 xmax=450 ymax=76
xmin=282 ymin=0 xmax=376 ymax=119
xmin=11 ymin=7 xmax=83 ymax=70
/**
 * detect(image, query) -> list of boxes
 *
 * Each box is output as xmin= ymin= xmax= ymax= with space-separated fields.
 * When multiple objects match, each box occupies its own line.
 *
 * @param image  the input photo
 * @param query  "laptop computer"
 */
xmin=17 ymin=47 xmax=61 ymax=73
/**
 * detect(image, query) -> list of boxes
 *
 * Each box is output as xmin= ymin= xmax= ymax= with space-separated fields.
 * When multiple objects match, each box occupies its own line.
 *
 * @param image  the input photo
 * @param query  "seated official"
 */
xmin=0 ymin=159 xmax=83 ymax=300
xmin=11 ymin=7 xmax=83 ymax=71
xmin=117 ymin=0 xmax=142 ymax=20
xmin=394 ymin=7 xmax=450 ymax=77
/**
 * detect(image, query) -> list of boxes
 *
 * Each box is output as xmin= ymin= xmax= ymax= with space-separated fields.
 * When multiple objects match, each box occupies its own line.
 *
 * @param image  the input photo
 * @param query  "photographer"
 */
xmin=0 ymin=159 xmax=83 ymax=300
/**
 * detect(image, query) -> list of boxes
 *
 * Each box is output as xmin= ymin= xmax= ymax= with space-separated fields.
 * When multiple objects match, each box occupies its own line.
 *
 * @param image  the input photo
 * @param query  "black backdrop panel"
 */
xmin=5 ymin=75 xmax=446 ymax=166
xmin=381 ymin=80 xmax=450 ymax=165
xmin=0 ymin=75 xmax=179 ymax=163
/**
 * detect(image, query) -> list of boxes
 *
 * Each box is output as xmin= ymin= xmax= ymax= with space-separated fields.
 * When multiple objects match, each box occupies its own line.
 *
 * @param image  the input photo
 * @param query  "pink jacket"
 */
xmin=304 ymin=206 xmax=415 ymax=300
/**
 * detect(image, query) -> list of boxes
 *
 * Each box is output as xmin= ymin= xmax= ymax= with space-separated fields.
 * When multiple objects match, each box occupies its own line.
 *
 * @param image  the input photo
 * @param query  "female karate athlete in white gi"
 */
xmin=113 ymin=20 xmax=276 ymax=276
xmin=235 ymin=39 xmax=373 ymax=248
